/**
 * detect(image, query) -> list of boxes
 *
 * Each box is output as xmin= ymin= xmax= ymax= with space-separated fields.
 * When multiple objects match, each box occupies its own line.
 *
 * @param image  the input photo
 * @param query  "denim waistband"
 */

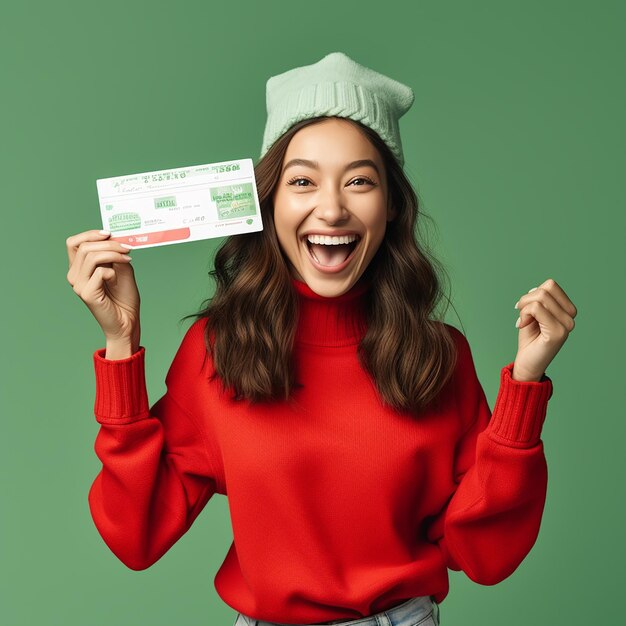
xmin=241 ymin=595 xmax=439 ymax=626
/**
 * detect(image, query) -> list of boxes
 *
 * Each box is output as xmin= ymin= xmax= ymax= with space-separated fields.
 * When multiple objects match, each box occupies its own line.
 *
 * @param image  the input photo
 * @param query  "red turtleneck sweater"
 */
xmin=89 ymin=277 xmax=553 ymax=624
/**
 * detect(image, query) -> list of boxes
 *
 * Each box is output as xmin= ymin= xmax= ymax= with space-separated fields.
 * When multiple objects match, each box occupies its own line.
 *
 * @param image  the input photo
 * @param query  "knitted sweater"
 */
xmin=89 ymin=277 xmax=553 ymax=624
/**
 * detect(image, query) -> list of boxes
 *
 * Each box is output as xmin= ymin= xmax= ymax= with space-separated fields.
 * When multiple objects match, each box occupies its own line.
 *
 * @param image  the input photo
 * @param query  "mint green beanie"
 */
xmin=260 ymin=52 xmax=415 ymax=167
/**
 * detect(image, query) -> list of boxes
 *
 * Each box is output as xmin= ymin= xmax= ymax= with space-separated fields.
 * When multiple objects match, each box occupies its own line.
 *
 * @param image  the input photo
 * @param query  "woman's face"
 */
xmin=272 ymin=117 xmax=394 ymax=298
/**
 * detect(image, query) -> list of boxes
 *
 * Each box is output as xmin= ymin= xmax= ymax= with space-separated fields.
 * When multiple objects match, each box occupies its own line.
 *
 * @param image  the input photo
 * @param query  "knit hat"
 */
xmin=260 ymin=52 xmax=415 ymax=167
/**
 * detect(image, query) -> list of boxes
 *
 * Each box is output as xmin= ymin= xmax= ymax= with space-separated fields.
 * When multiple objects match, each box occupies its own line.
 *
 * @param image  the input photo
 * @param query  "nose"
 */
xmin=313 ymin=186 xmax=349 ymax=224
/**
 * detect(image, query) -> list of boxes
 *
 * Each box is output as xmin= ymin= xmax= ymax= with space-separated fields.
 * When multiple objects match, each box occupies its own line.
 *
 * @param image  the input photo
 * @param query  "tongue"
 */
xmin=310 ymin=243 xmax=352 ymax=267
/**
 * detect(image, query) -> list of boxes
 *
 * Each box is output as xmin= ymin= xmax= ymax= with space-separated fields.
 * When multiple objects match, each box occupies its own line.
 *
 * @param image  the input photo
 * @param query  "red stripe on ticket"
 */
xmin=110 ymin=228 xmax=191 ymax=247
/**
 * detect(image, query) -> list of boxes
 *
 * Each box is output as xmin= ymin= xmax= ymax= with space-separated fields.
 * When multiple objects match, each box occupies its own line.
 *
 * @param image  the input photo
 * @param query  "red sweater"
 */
xmin=89 ymin=277 xmax=553 ymax=623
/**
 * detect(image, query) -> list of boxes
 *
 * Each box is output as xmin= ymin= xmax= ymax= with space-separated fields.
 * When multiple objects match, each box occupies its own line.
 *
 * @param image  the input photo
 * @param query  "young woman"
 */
xmin=65 ymin=53 xmax=576 ymax=626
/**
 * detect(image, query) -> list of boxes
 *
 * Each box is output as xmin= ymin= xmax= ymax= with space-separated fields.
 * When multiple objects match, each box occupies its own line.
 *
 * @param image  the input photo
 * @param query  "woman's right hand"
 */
xmin=66 ymin=230 xmax=141 ymax=346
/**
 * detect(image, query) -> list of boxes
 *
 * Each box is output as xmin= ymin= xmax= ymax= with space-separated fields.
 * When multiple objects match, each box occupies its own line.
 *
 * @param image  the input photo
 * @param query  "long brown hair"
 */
xmin=181 ymin=116 xmax=462 ymax=414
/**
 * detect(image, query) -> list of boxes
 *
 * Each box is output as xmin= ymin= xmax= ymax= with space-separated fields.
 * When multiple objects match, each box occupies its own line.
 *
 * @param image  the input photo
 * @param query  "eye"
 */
xmin=350 ymin=176 xmax=377 ymax=186
xmin=286 ymin=176 xmax=313 ymax=187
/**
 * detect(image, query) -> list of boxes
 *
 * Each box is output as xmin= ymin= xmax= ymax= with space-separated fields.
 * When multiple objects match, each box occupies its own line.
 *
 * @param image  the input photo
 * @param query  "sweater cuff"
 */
xmin=93 ymin=346 xmax=150 ymax=423
xmin=488 ymin=362 xmax=554 ymax=447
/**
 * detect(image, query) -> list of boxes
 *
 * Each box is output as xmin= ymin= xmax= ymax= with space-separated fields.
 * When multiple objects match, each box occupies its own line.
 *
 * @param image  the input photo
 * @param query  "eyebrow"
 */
xmin=282 ymin=158 xmax=380 ymax=176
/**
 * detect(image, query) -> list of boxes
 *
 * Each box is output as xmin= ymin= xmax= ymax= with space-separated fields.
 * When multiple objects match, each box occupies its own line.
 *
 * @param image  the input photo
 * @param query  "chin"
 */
xmin=300 ymin=272 xmax=359 ymax=298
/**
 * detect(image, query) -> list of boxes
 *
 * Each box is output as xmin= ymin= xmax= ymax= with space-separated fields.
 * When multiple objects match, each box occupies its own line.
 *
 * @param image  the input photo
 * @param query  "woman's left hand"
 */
xmin=511 ymin=278 xmax=577 ymax=382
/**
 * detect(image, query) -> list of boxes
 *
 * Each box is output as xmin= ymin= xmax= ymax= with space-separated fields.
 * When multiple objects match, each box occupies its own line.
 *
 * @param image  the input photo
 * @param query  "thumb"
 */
xmin=103 ymin=268 xmax=117 ymax=287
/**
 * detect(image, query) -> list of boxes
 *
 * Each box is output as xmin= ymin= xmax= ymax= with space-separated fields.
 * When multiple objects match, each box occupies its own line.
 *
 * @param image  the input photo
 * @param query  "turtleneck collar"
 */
xmin=291 ymin=276 xmax=370 ymax=347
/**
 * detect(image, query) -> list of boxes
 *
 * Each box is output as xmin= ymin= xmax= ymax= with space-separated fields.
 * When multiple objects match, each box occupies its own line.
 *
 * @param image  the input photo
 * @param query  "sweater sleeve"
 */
xmin=426 ymin=326 xmax=554 ymax=585
xmin=87 ymin=318 xmax=219 ymax=571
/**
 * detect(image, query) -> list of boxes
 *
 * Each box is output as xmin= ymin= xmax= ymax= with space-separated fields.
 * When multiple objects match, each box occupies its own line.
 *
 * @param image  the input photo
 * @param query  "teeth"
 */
xmin=306 ymin=234 xmax=359 ymax=245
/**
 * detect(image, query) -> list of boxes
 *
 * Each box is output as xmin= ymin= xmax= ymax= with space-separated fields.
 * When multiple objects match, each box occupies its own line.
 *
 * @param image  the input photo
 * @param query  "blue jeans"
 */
xmin=234 ymin=595 xmax=440 ymax=626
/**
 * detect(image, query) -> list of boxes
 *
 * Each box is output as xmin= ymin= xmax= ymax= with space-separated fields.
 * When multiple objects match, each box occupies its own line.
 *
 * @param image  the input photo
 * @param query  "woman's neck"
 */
xmin=290 ymin=277 xmax=370 ymax=347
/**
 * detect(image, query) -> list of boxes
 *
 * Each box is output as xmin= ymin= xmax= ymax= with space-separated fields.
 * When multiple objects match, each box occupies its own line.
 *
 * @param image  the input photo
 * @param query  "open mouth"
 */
xmin=303 ymin=234 xmax=361 ymax=268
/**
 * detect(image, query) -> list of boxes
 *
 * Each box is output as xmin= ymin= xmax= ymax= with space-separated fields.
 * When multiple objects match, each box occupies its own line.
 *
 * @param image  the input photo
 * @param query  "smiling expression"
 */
xmin=272 ymin=117 xmax=395 ymax=298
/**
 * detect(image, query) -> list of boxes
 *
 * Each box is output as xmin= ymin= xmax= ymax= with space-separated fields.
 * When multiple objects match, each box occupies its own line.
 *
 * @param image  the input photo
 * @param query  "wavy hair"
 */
xmin=181 ymin=116 xmax=461 ymax=414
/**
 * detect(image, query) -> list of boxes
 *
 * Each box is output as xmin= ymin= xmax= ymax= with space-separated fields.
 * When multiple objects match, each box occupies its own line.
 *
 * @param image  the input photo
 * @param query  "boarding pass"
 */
xmin=96 ymin=158 xmax=263 ymax=249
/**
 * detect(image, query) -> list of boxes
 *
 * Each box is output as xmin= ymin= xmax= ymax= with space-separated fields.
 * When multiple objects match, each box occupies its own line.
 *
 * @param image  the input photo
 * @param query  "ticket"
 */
xmin=96 ymin=158 xmax=263 ymax=249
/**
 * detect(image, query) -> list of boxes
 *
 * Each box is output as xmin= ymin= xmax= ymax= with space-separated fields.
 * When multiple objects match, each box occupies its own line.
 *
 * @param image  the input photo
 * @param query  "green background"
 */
xmin=2 ymin=1 xmax=624 ymax=624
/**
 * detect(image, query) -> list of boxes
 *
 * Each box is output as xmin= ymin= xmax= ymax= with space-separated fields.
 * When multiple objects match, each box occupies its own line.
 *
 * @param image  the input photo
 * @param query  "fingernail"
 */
xmin=120 ymin=243 xmax=133 ymax=249
xmin=514 ymin=301 xmax=519 ymax=309
xmin=515 ymin=317 xmax=521 ymax=328
xmin=99 ymin=230 xmax=110 ymax=235
xmin=528 ymin=287 xmax=537 ymax=293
